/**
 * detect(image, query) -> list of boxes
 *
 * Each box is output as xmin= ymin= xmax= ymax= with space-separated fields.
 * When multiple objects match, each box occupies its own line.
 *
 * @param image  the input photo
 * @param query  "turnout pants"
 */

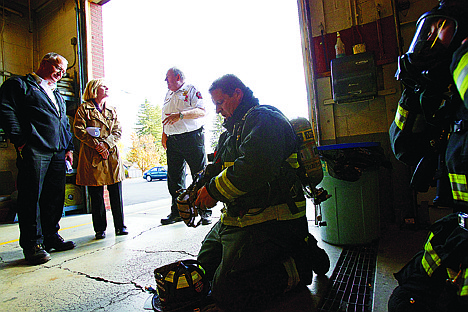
xmin=198 ymin=217 xmax=309 ymax=312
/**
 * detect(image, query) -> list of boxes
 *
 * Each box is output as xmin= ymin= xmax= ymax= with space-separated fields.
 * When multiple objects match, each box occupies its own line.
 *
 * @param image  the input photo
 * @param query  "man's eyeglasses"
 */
xmin=48 ymin=60 xmax=66 ymax=76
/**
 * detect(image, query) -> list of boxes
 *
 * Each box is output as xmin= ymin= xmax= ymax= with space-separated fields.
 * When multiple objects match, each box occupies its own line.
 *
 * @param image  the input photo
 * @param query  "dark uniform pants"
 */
xmin=16 ymin=146 xmax=66 ymax=249
xmin=166 ymin=128 xmax=206 ymax=215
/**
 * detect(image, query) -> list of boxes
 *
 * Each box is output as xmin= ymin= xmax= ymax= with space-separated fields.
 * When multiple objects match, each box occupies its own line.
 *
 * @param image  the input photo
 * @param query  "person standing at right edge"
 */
xmin=160 ymin=67 xmax=211 ymax=225
xmin=387 ymin=1 xmax=468 ymax=311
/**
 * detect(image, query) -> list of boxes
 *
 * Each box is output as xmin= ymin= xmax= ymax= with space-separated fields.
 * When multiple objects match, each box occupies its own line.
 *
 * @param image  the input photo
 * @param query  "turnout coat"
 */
xmin=73 ymin=101 xmax=123 ymax=186
xmin=205 ymin=88 xmax=306 ymax=226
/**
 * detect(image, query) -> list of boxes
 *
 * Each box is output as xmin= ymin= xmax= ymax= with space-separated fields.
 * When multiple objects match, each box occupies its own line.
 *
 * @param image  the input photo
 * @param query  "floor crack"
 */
xmin=144 ymin=249 xmax=197 ymax=257
xmin=61 ymin=266 xmax=148 ymax=293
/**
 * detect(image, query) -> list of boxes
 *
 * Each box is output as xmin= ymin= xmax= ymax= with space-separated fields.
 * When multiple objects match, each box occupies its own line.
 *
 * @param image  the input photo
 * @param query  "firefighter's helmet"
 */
xmin=151 ymin=260 xmax=210 ymax=311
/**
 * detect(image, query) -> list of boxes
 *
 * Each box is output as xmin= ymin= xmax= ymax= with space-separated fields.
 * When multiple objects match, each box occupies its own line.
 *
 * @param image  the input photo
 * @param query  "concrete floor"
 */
xmin=0 ymin=197 xmax=428 ymax=312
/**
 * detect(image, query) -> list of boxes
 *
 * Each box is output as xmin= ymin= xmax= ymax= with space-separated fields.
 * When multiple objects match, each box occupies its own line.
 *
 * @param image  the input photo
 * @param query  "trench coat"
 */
xmin=73 ymin=101 xmax=124 ymax=186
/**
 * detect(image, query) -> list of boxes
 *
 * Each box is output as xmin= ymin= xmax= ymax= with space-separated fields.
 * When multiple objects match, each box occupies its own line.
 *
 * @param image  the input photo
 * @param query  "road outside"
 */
xmin=122 ymin=175 xmax=193 ymax=206
xmin=122 ymin=177 xmax=168 ymax=206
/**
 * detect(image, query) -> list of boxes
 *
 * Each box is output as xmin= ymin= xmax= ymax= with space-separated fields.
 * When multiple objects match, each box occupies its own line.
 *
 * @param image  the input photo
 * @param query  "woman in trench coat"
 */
xmin=73 ymin=79 xmax=128 ymax=239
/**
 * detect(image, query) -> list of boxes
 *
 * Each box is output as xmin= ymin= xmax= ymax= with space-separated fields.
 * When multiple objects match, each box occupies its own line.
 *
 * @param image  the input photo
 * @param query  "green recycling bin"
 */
xmin=317 ymin=142 xmax=381 ymax=245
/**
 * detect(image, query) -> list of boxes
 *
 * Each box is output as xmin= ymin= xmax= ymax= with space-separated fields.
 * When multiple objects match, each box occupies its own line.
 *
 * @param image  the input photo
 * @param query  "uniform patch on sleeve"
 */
xmin=196 ymin=91 xmax=203 ymax=99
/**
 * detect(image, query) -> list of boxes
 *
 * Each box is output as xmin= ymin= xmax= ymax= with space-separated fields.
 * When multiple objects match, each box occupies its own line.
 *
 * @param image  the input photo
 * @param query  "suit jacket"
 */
xmin=0 ymin=74 xmax=73 ymax=152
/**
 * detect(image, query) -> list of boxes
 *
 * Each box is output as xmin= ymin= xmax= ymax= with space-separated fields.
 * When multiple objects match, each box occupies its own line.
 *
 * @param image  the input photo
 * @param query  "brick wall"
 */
xmin=90 ymin=3 xmax=107 ymax=209
xmin=89 ymin=3 xmax=105 ymax=79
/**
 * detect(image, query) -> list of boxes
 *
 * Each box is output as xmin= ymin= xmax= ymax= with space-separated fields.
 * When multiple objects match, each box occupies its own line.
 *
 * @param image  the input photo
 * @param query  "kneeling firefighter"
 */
xmin=388 ymin=1 xmax=468 ymax=311
xmin=180 ymin=74 xmax=330 ymax=312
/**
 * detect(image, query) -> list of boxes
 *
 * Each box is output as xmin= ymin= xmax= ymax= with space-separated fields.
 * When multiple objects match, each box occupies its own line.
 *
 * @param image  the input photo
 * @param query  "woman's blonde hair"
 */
xmin=83 ymin=78 xmax=106 ymax=101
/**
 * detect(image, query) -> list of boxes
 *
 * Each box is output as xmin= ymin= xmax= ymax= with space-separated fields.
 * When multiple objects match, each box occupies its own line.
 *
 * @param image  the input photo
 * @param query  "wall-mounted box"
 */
xmin=331 ymin=52 xmax=377 ymax=104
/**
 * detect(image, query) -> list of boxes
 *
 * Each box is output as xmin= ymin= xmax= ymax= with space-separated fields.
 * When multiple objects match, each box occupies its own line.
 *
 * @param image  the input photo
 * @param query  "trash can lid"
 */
xmin=317 ymin=142 xmax=380 ymax=151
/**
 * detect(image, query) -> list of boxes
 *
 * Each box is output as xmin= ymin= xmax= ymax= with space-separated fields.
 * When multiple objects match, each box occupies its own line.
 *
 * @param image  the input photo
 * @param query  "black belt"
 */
xmin=168 ymin=127 xmax=203 ymax=140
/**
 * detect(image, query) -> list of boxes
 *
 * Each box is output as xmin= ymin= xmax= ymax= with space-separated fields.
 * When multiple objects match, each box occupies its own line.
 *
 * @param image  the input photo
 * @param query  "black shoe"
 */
xmin=43 ymin=233 xmax=76 ymax=252
xmin=95 ymin=231 xmax=106 ymax=239
xmin=311 ymin=246 xmax=330 ymax=275
xmin=116 ymin=227 xmax=128 ymax=236
xmin=201 ymin=217 xmax=212 ymax=225
xmin=23 ymin=245 xmax=51 ymax=265
xmin=161 ymin=213 xmax=182 ymax=225
xmin=200 ymin=210 xmax=212 ymax=225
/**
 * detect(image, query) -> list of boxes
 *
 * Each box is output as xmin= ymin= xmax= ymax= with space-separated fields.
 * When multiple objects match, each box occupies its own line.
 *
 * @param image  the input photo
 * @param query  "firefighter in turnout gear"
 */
xmin=388 ymin=1 xmax=468 ymax=311
xmin=449 ymin=33 xmax=468 ymax=206
xmin=389 ymin=0 xmax=468 ymax=212
xmin=194 ymin=74 xmax=329 ymax=312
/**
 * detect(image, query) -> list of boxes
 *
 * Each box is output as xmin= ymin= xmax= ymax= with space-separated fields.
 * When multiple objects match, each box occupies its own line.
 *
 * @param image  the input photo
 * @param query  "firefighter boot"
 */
xmin=307 ymin=233 xmax=330 ymax=276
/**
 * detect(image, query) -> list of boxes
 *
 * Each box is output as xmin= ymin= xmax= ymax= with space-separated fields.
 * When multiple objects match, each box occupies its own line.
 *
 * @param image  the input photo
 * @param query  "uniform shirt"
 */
xmin=162 ymin=83 xmax=204 ymax=135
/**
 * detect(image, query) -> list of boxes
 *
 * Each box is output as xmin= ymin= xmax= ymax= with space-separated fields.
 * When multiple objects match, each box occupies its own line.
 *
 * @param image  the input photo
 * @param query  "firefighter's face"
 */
xmin=210 ymin=88 xmax=243 ymax=118
xmin=427 ymin=17 xmax=455 ymax=47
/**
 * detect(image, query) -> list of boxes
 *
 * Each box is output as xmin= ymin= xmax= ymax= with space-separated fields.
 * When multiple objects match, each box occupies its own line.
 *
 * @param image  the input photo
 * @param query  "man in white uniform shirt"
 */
xmin=161 ymin=67 xmax=210 ymax=225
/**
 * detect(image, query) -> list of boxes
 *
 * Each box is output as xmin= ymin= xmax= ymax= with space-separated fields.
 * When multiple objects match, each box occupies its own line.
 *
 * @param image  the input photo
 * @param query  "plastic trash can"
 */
xmin=317 ymin=142 xmax=381 ymax=245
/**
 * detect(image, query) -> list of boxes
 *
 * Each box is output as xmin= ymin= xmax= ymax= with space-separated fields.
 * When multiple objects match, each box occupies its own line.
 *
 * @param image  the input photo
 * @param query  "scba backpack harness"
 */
xmin=176 ymin=114 xmax=330 ymax=228
xmin=149 ymin=260 xmax=210 ymax=312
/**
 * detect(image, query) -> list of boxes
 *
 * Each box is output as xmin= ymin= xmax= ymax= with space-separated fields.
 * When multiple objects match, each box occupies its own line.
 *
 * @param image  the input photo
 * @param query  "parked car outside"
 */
xmin=143 ymin=166 xmax=167 ymax=182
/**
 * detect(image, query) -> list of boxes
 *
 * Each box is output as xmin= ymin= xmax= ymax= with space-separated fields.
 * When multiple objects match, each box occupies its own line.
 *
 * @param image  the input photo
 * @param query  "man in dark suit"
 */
xmin=0 ymin=52 xmax=76 ymax=265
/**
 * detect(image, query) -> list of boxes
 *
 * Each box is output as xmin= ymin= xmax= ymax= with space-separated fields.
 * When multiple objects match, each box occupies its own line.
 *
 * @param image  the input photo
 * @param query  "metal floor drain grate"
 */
xmin=318 ymin=242 xmax=378 ymax=312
